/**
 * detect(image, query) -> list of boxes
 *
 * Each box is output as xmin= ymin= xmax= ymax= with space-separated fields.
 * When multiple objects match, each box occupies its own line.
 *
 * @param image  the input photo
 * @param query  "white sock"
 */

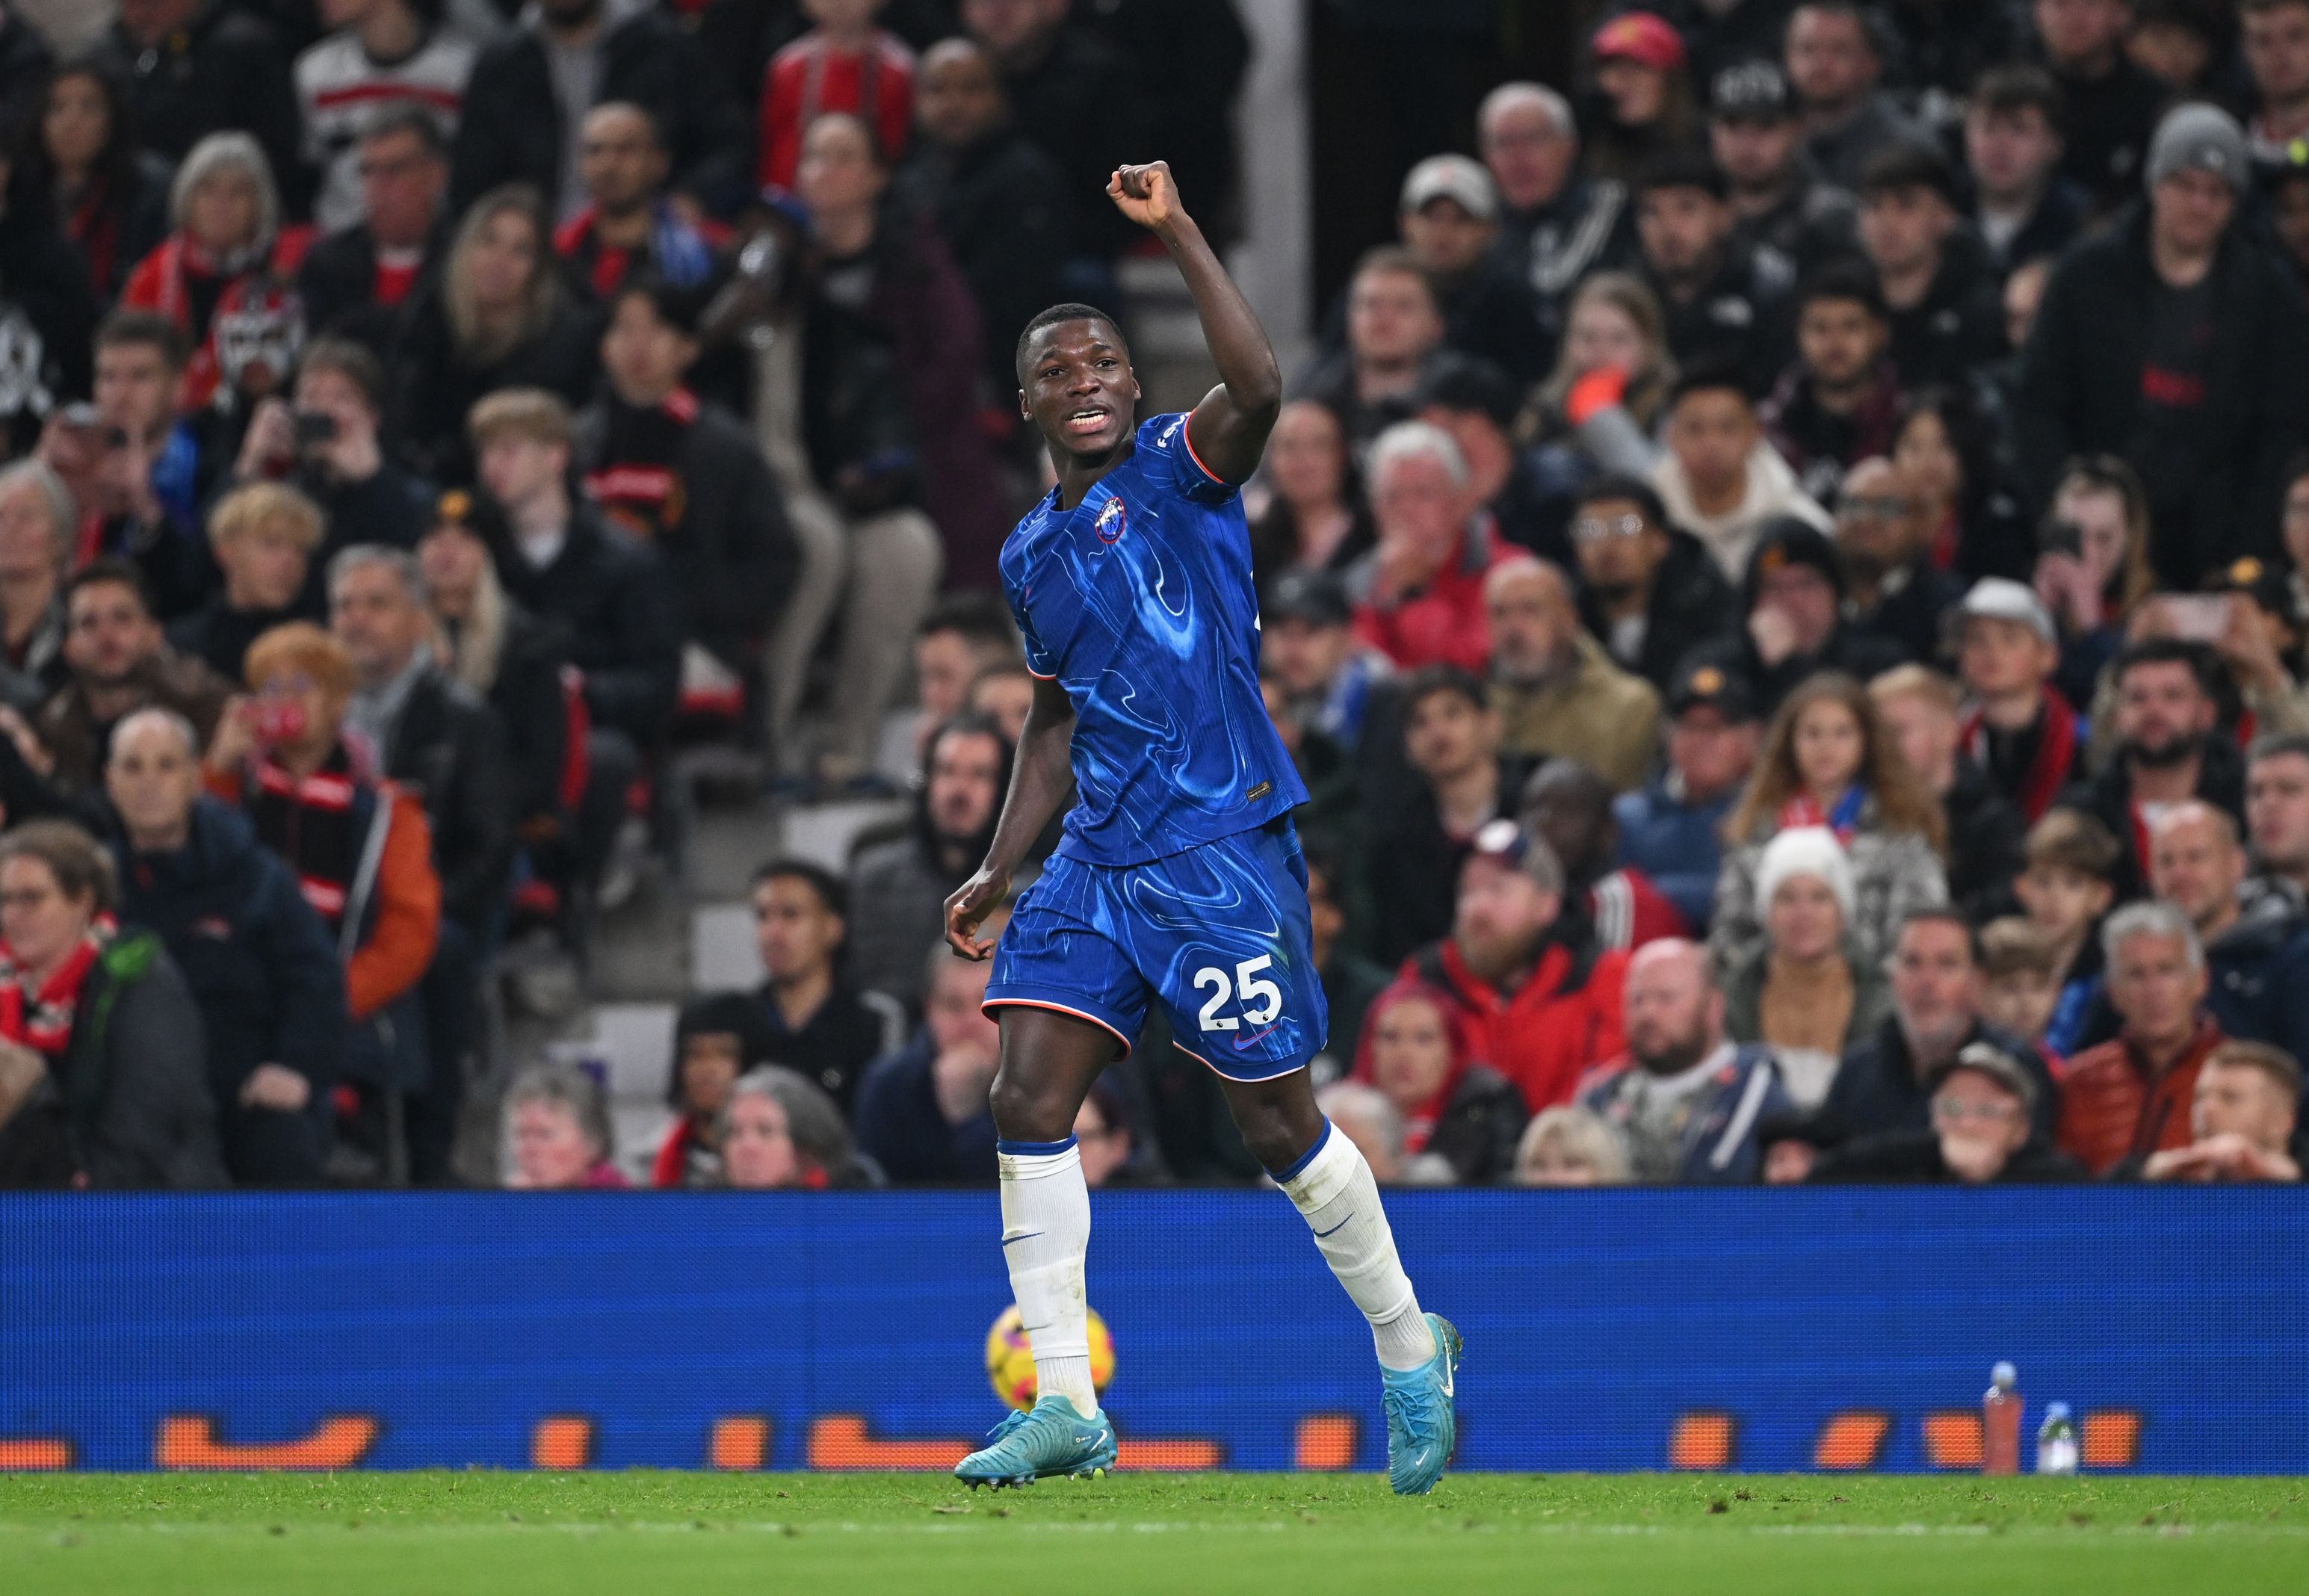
xmin=998 ymin=1137 xmax=1098 ymax=1417
xmin=1278 ymin=1121 xmax=1437 ymax=1371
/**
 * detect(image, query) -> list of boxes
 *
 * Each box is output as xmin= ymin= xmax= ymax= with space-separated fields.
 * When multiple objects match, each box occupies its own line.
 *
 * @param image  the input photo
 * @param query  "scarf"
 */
xmin=1962 ymin=686 xmax=2076 ymax=822
xmin=0 ymin=922 xmax=110 ymax=1058
xmin=1778 ymin=785 xmax=1865 ymax=844
xmin=584 ymin=390 xmax=698 ymax=541
xmin=248 ymin=746 xmax=365 ymax=928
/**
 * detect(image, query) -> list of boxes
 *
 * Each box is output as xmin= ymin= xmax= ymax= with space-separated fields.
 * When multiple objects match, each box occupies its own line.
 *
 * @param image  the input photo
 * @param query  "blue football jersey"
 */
xmin=1000 ymin=412 xmax=1307 ymax=867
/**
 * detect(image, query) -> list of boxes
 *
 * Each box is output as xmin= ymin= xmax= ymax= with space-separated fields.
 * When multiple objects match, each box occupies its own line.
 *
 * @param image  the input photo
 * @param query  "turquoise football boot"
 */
xmin=954 ymin=1394 xmax=1118 ymax=1489
xmin=1380 ymin=1314 xmax=1461 ymax=1495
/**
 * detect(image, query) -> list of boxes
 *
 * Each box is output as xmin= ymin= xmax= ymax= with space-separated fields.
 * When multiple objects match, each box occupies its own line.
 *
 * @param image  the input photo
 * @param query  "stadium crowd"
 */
xmin=0 ymin=0 xmax=2303 ymax=1192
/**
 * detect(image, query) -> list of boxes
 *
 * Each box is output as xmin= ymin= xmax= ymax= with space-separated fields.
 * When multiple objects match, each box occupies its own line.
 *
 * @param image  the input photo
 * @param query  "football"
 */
xmin=986 ymin=1303 xmax=1116 ymax=1411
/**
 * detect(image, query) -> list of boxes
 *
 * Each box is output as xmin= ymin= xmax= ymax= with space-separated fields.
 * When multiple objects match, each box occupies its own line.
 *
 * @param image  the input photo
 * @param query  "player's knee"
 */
xmin=989 ymin=1069 xmax=1074 ymax=1144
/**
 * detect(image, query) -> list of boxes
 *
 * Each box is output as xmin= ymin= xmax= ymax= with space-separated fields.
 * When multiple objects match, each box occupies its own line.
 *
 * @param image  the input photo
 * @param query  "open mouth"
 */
xmin=1064 ymin=407 xmax=1111 ymax=436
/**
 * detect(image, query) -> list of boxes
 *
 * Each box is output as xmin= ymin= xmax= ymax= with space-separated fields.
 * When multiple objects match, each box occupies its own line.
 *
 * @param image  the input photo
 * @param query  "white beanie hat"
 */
xmin=1756 ymin=826 xmax=1856 ymax=926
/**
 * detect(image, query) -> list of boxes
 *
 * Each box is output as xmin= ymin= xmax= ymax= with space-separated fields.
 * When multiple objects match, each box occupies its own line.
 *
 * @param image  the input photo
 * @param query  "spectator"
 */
xmin=959 ymin=0 xmax=1147 ymax=259
xmin=235 ymin=337 xmax=433 ymax=610
xmin=416 ymin=495 xmax=569 ymax=846
xmin=1512 ymin=1104 xmax=1633 ymax=1185
xmin=1072 ymin=1074 xmax=1143 ymax=1188
xmin=1979 ymin=915 xmax=2065 ymax=1048
xmin=1393 ymin=157 xmax=1552 ymax=384
xmin=33 ymin=561 xmax=231 ymax=802
xmin=1870 ymin=664 xmax=2027 ymax=915
xmin=575 ymin=275 xmax=797 ymax=698
xmin=1958 ymin=577 xmax=2083 ymax=823
xmin=791 ymin=111 xmax=1004 ymax=587
xmin=205 ymin=622 xmax=439 ymax=1109
xmin=965 ymin=661 xmax=1033 ymax=749
xmin=100 ymin=0 xmax=303 ymax=206
xmin=748 ymin=858 xmax=906 ymax=1110
xmin=651 ymin=991 xmax=773 ymax=1188
xmin=1757 ymin=1108 xmax=1840 ymax=1183
xmin=1615 ymin=656 xmax=1762 ymax=933
xmin=1296 ymin=247 xmax=1473 ymax=451
xmin=1347 ymin=422 xmax=1517 ymax=675
xmin=2014 ymin=806 xmax=2124 ymax=1054
xmin=848 ymin=714 xmax=1010 ymax=1015
xmin=292 ymin=0 xmax=475 ymax=238
xmin=1523 ymin=760 xmax=1687 ymax=953
xmin=1708 ymin=58 xmax=1858 ymax=277
xmin=2129 ymin=0 xmax=2223 ymax=93
xmin=557 ymin=103 xmax=728 ymax=306
xmin=757 ymin=0 xmax=914 ymax=193
xmin=1582 ymin=937 xmax=1794 ymax=1182
xmin=1302 ymin=838 xmax=1391 ymax=1083
xmin=1367 ymin=668 xmax=1521 ymax=966
xmin=102 ymin=707 xmax=344 ymax=1186
xmin=1892 ymin=386 xmax=2032 ymax=582
xmin=1811 ymin=1039 xmax=2086 ymax=1181
xmin=2033 ymin=0 xmax=2170 ymax=211
xmin=120 ymin=132 xmax=314 ymax=415
xmin=893 ymin=593 xmax=1021 ymax=770
xmin=720 ymin=1064 xmax=877 ymax=1190
xmin=503 ymin=1062 xmax=628 ymax=1188
xmin=891 ymin=37 xmax=1070 ymax=407
xmin=2057 ymin=900 xmax=2225 ymax=1172
xmin=1315 ymin=1079 xmax=1407 ymax=1183
xmin=1350 ymin=977 xmax=1529 ymax=1184
xmin=2020 ymin=104 xmax=2309 ymax=588
xmin=1569 ymin=473 xmax=1735 ymax=695
xmin=296 ymin=106 xmax=454 ymax=355
xmin=1400 ymin=817 xmax=1630 ymax=1113
xmin=389 ymin=185 xmax=600 ymax=485
xmin=1416 ymin=362 xmax=1561 ymax=563
xmin=2130 ymin=1038 xmax=2303 ymax=1181
xmin=2248 ymin=733 xmax=2309 ymax=900
xmin=2058 ymin=638 xmax=2245 ymax=898
xmin=1654 ymin=365 xmax=1832 ymax=583
xmin=1713 ymin=669 xmax=1948 ymax=974
xmin=1855 ymin=142 xmax=2006 ymax=392
xmin=1832 ymin=456 xmax=1966 ymax=665
xmin=1526 ymin=273 xmax=1677 ymax=525
xmin=1477 ymin=81 xmax=1637 ymax=360
xmin=26 ymin=55 xmax=170 ymax=303
xmin=0 ymin=99 xmax=98 ymax=463
xmin=2147 ymin=799 xmax=2309 ymax=1062
xmin=1720 ymin=825 xmax=1894 ymax=1107
xmin=1965 ymin=64 xmax=2089 ymax=275
xmin=1633 ymin=150 xmax=1794 ymax=400
xmin=853 ymin=935 xmax=1004 ymax=1184
xmin=1249 ymin=400 xmax=1375 ymax=587
xmin=1483 ymin=560 xmax=1661 ymax=793
xmin=451 ymin=0 xmax=741 ymax=223
xmin=1684 ymin=519 xmax=1904 ymax=717
xmin=2030 ymin=456 xmax=2158 ymax=708
xmin=0 ymin=459 xmax=71 ymax=714
xmin=170 ymin=481 xmax=321 ymax=684
xmin=469 ymin=387 xmax=679 ymax=886
xmin=1761 ymin=262 xmax=1906 ymax=509
xmin=1584 ymin=11 xmax=1702 ymax=189
xmin=1261 ymin=569 xmax=1394 ymax=773
xmin=0 ymin=817 xmax=224 ymax=1188
xmin=1786 ymin=0 xmax=1926 ymax=188
xmin=2245 ymin=0 xmax=2309 ymax=174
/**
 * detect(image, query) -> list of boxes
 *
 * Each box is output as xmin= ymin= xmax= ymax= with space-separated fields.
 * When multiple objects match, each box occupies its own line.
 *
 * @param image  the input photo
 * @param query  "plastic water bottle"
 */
xmin=1982 ymin=1361 xmax=2022 ymax=1475
xmin=2036 ymin=1402 xmax=2080 ymax=1475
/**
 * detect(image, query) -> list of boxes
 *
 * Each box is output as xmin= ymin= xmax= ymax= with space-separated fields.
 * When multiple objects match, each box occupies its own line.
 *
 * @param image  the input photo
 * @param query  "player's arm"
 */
xmin=1109 ymin=161 xmax=1281 ymax=486
xmin=945 ymin=673 xmax=1078 ymax=959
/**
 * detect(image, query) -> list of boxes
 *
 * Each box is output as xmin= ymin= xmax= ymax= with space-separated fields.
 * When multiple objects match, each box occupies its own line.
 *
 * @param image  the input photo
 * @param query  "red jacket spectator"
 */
xmin=1350 ymin=519 xmax=1515 ymax=673
xmin=1401 ymin=935 xmax=1630 ymax=1113
xmin=2056 ymin=1018 xmax=2224 ymax=1175
xmin=1585 ymin=865 xmax=1687 ymax=953
xmin=758 ymin=28 xmax=915 ymax=191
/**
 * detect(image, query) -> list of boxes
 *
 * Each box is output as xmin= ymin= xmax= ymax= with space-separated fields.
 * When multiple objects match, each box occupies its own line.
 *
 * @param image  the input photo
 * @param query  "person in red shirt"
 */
xmin=1401 ymin=817 xmax=1629 ymax=1112
xmin=1350 ymin=420 xmax=1516 ymax=673
xmin=758 ymin=0 xmax=916 ymax=191
xmin=2057 ymin=900 xmax=2226 ymax=1174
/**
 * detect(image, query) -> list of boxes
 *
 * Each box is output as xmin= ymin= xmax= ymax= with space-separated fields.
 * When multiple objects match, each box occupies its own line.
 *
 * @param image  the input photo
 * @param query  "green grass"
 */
xmin=4 ymin=1472 xmax=2308 ymax=1595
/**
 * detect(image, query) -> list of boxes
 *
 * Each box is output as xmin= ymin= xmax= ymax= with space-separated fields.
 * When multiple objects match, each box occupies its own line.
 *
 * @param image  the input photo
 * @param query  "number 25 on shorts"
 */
xmin=1193 ymin=955 xmax=1282 ymax=1032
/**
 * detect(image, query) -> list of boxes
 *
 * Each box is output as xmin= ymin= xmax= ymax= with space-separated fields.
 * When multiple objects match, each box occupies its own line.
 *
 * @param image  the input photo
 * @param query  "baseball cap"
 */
xmin=1468 ymin=817 xmax=1565 ymax=892
xmin=1712 ymin=59 xmax=1793 ymax=123
xmin=1592 ymin=11 xmax=1687 ymax=74
xmin=1266 ymin=569 xmax=1353 ymax=628
xmin=1932 ymin=1042 xmax=2039 ymax=1114
xmin=1959 ymin=577 xmax=2056 ymax=646
xmin=2145 ymin=102 xmax=2248 ymax=196
xmin=1667 ymin=658 xmax=1758 ymax=723
xmin=1743 ymin=517 xmax=1843 ymax=604
xmin=2202 ymin=555 xmax=2293 ymax=619
xmin=1400 ymin=154 xmax=1499 ymax=222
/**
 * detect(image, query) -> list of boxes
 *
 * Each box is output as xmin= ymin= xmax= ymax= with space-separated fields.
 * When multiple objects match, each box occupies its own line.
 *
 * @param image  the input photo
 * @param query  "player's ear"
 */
xmin=1019 ymin=388 xmax=1030 ymax=420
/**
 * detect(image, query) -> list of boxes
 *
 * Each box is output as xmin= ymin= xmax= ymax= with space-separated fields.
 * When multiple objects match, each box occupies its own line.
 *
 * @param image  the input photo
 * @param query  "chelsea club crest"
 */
xmin=1093 ymin=495 xmax=1127 ymax=546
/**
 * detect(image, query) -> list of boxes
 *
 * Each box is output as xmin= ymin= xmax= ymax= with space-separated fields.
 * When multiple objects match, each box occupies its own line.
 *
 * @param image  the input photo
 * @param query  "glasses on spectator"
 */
xmin=1837 ymin=495 xmax=1911 ymax=520
xmin=1929 ymin=1096 xmax=2024 ymax=1126
xmin=1571 ymin=513 xmax=1645 ymax=543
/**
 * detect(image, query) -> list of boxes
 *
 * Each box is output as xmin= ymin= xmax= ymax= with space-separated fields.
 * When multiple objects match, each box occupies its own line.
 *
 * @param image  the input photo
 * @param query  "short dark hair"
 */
xmin=298 ymin=335 xmax=385 ymax=414
xmin=1400 ymin=663 xmax=1488 ymax=717
xmin=607 ymin=270 xmax=708 ymax=338
xmin=925 ymin=708 xmax=1011 ymax=765
xmin=96 ymin=309 xmax=190 ymax=371
xmin=1666 ymin=356 xmax=1755 ymax=411
xmin=1571 ymin=472 xmax=1669 ymax=529
xmin=2250 ymin=732 xmax=2309 ymax=769
xmin=0 ymin=820 xmax=116 ymax=915
xmin=1635 ymin=149 xmax=1729 ymax=201
xmin=1970 ymin=63 xmax=2066 ymax=133
xmin=1015 ymin=301 xmax=1128 ymax=377
xmin=1796 ymin=259 xmax=1889 ymax=322
xmin=2204 ymin=1038 xmax=2306 ymax=1098
xmin=750 ymin=856 xmax=847 ymax=920
xmin=2113 ymin=637 xmax=2217 ymax=698
xmin=1895 ymin=904 xmax=1981 ymax=966
xmin=1858 ymin=140 xmax=1959 ymax=205
xmin=1792 ymin=0 xmax=1888 ymax=58
xmin=918 ymin=590 xmax=1019 ymax=651
xmin=64 ymin=557 xmax=153 ymax=619
xmin=359 ymin=102 xmax=448 ymax=161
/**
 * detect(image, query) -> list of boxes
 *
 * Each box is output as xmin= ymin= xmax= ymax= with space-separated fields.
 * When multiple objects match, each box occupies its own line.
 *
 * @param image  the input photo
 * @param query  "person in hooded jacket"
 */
xmin=1350 ymin=977 xmax=1529 ymax=1184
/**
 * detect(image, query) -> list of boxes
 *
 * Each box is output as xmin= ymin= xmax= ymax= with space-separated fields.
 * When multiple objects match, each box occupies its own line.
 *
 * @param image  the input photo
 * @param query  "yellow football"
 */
xmin=985 ymin=1303 xmax=1116 ymax=1411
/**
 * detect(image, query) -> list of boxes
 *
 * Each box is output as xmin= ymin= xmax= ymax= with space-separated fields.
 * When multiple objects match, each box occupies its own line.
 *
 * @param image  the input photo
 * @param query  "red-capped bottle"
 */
xmin=1982 ymin=1361 xmax=2022 ymax=1476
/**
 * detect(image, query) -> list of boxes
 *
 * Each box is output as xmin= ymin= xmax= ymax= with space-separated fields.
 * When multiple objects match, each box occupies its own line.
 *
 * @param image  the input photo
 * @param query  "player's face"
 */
xmin=1019 ymin=319 xmax=1138 ymax=461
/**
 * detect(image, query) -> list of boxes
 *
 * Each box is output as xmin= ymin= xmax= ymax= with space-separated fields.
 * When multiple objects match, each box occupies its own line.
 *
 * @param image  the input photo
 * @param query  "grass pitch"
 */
xmin=4 ymin=1472 xmax=2307 ymax=1595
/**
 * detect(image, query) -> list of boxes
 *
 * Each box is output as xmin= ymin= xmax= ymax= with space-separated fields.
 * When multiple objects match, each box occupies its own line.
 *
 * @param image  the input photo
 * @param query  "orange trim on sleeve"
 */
xmin=1180 ymin=417 xmax=1226 ymax=486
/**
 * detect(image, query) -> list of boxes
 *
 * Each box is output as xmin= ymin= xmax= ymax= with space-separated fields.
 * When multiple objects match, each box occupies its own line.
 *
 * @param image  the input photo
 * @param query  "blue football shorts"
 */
xmin=983 ymin=815 xmax=1329 ymax=1080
